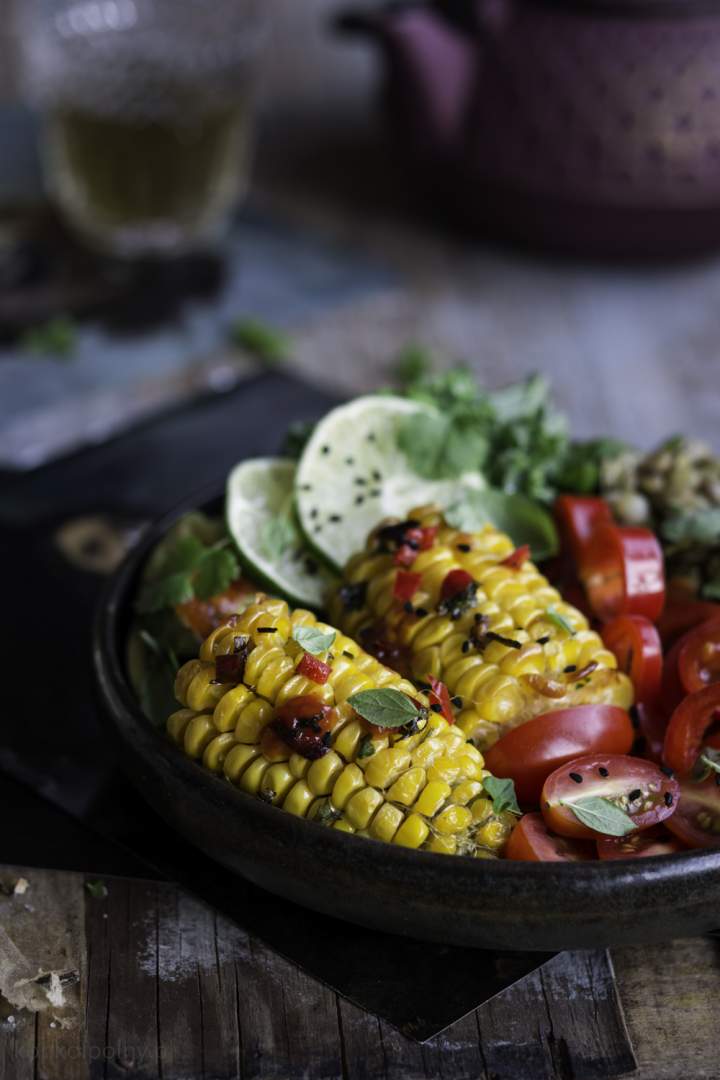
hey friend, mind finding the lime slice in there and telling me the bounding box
[295,396,486,570]
[226,457,337,609]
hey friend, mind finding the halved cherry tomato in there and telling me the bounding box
[656,585,720,649]
[601,615,663,704]
[541,754,680,839]
[484,705,634,806]
[427,676,454,725]
[663,684,720,776]
[664,776,720,848]
[677,617,720,695]
[596,826,686,860]
[660,634,689,717]
[582,523,665,623]
[296,653,331,685]
[505,812,596,862]
[554,495,613,569]
[633,700,669,763]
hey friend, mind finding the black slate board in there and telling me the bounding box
[0,371,629,1050]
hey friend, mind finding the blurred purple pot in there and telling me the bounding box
[339,0,720,256]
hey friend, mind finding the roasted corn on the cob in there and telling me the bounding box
[168,596,515,856]
[329,506,633,750]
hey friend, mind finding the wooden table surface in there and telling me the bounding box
[2,2,720,1076]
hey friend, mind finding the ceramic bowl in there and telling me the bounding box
[93,489,720,950]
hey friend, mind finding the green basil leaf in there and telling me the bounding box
[483,775,521,816]
[562,796,636,837]
[347,689,420,729]
[136,571,196,613]
[292,626,336,656]
[445,489,558,561]
[545,605,576,636]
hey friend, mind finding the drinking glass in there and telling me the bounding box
[17,0,267,257]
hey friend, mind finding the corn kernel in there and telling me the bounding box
[386,766,426,806]
[223,743,259,783]
[183,715,217,759]
[414,780,451,817]
[476,817,509,850]
[282,781,315,817]
[452,780,484,805]
[202,732,236,773]
[364,747,412,789]
[234,698,273,743]
[331,764,366,810]
[307,752,344,796]
[427,834,457,855]
[239,755,270,795]
[344,787,384,830]
[394,813,430,849]
[213,684,254,732]
[167,709,195,744]
[289,753,310,779]
[369,803,404,843]
[433,804,473,835]
[262,763,295,804]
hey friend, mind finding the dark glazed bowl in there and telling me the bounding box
[93,488,720,951]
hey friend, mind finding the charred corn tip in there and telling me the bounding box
[168,596,512,857]
[330,505,633,750]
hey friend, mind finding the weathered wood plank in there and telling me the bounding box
[613,937,720,1080]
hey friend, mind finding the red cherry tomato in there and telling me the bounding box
[596,826,686,860]
[541,754,680,839]
[656,587,720,649]
[677,617,720,695]
[554,495,613,569]
[581,523,665,623]
[440,568,475,601]
[266,696,336,760]
[601,615,663,704]
[484,705,634,806]
[634,700,669,763]
[663,684,720,776]
[505,813,596,862]
[664,776,720,848]
[296,652,331,685]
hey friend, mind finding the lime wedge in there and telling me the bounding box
[295,395,485,570]
[226,457,337,609]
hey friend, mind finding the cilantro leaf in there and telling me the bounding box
[562,796,636,837]
[292,626,336,656]
[445,490,558,560]
[545,605,576,636]
[194,545,239,601]
[347,689,421,729]
[394,343,432,386]
[483,776,521,816]
[229,318,291,364]
[159,535,207,575]
[137,572,196,613]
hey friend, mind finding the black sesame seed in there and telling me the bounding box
[660,765,674,778]
[599,766,609,777]
[664,792,674,807]
[304,559,318,575]
[372,469,382,481]
[321,445,330,454]
[355,477,367,485]
[563,664,577,673]
[310,508,319,519]
[537,635,550,645]
[345,457,354,465]
[370,489,381,497]
[628,789,642,801]
[403,601,414,614]
[462,640,471,654]
[355,495,365,505]
[415,607,428,618]
[257,627,276,633]
[329,514,341,523]
[430,703,443,713]
[457,543,471,553]
[451,696,463,707]
[300,483,312,491]
[569,772,583,784]
[367,432,376,441]
[342,650,354,658]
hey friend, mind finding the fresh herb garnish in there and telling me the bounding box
[695,749,720,781]
[393,342,432,386]
[445,490,558,561]
[136,536,239,613]
[20,316,77,359]
[545,605,576,636]
[562,796,636,837]
[229,318,291,364]
[85,880,108,899]
[315,802,343,825]
[347,688,421,729]
[292,626,336,656]
[357,734,376,759]
[483,776,521,816]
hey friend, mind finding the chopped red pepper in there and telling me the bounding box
[419,525,439,550]
[501,544,531,570]
[428,676,454,724]
[440,568,475,602]
[297,652,331,684]
[394,570,422,602]
[393,544,417,568]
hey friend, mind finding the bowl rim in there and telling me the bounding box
[92,481,720,899]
